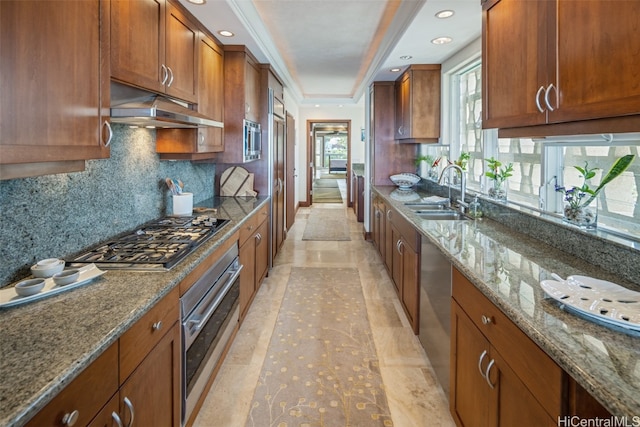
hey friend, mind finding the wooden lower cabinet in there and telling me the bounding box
[239,205,270,320]
[388,207,420,333]
[119,322,180,427]
[26,288,180,427]
[451,267,561,427]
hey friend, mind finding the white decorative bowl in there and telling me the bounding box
[390,173,421,189]
[53,269,80,286]
[31,259,65,278]
[15,279,46,297]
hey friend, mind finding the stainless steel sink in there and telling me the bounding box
[405,203,450,211]
[416,210,469,220]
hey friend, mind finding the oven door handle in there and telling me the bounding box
[186,265,243,332]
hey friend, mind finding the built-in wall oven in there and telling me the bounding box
[243,119,261,162]
[180,244,242,424]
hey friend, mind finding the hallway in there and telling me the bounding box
[194,200,454,426]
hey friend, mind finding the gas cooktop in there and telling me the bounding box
[68,215,230,271]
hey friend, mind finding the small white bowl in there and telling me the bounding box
[53,269,80,286]
[31,259,65,278]
[15,278,46,297]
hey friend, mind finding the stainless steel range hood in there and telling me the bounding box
[110,82,223,129]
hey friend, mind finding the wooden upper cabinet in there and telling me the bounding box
[394,64,441,143]
[157,32,224,160]
[111,0,198,104]
[482,0,550,129]
[369,82,415,186]
[0,0,110,178]
[216,47,262,164]
[483,0,640,132]
[552,1,640,123]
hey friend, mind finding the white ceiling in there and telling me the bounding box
[178,0,482,105]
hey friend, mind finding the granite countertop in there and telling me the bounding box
[0,196,269,427]
[373,186,640,418]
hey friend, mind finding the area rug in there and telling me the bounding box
[313,185,343,204]
[314,178,339,188]
[302,209,351,241]
[321,173,347,179]
[245,267,393,427]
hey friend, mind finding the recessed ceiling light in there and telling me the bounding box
[431,36,453,45]
[218,30,234,37]
[315,104,320,108]
[390,68,402,72]
[399,55,412,60]
[187,0,206,4]
[435,10,455,19]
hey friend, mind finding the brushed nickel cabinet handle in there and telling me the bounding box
[478,350,488,378]
[485,359,496,389]
[544,83,556,112]
[481,315,493,325]
[160,64,168,85]
[152,321,163,331]
[112,412,124,427]
[102,121,113,147]
[535,85,545,113]
[167,67,174,87]
[123,397,134,427]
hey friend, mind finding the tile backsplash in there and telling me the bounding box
[0,124,216,285]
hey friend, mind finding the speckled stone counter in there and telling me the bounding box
[0,196,269,427]
[373,185,640,419]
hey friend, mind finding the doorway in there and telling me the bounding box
[306,120,351,205]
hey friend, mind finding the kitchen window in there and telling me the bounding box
[436,54,640,241]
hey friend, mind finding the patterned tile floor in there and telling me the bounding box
[194,183,454,427]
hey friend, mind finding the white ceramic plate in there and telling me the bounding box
[540,274,640,331]
[0,264,106,308]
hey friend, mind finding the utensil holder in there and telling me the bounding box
[172,193,193,216]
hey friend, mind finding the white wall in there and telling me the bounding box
[290,99,366,205]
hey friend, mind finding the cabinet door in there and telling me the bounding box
[164,2,198,103]
[197,34,224,153]
[551,0,640,123]
[244,58,261,123]
[391,226,403,295]
[492,350,557,427]
[384,208,394,273]
[87,394,120,427]
[111,0,166,94]
[482,0,551,129]
[0,0,110,168]
[119,322,180,427]
[255,218,270,287]
[401,241,419,333]
[450,302,492,427]
[395,74,410,139]
[239,235,256,320]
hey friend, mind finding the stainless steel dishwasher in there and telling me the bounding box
[419,236,452,398]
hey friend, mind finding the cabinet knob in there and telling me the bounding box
[152,321,163,331]
[62,410,79,426]
[481,315,493,325]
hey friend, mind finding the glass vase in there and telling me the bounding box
[428,166,439,181]
[487,179,507,201]
[563,198,598,229]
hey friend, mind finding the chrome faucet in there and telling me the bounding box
[438,164,468,214]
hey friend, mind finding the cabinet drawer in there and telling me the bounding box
[26,343,118,427]
[239,213,259,247]
[389,208,420,251]
[256,203,269,226]
[119,287,179,383]
[452,267,563,417]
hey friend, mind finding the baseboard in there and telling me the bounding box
[299,201,310,207]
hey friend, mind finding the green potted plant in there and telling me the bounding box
[454,152,471,171]
[485,157,514,201]
[555,154,634,228]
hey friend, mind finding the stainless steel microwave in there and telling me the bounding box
[243,119,261,162]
